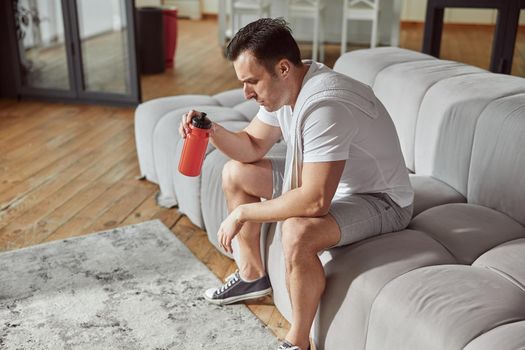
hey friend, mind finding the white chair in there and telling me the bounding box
[286,0,325,62]
[341,0,380,55]
[229,0,272,38]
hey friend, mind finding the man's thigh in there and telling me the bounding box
[227,156,284,201]
[329,193,412,247]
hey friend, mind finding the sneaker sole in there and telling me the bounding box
[204,287,272,305]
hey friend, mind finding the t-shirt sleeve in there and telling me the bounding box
[302,102,357,162]
[256,106,280,127]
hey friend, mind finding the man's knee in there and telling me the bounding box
[222,160,245,193]
[222,159,274,200]
[281,217,316,263]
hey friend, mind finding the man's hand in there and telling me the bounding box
[179,109,216,139]
[217,208,244,254]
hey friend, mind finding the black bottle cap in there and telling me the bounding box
[191,112,212,129]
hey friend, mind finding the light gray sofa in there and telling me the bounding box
[135,47,525,350]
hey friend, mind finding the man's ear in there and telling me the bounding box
[276,59,291,78]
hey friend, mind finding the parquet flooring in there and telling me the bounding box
[1,18,523,348]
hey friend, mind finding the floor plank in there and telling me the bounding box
[121,190,170,226]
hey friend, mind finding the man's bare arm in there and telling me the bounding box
[211,117,282,163]
[236,160,346,222]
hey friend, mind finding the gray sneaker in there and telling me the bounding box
[278,341,310,350]
[204,271,272,305]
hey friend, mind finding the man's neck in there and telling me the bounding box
[289,63,311,110]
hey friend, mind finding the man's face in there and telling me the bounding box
[233,51,287,112]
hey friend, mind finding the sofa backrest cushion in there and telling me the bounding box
[212,88,245,108]
[414,73,525,197]
[233,100,259,121]
[468,93,525,226]
[333,47,434,87]
[373,60,484,171]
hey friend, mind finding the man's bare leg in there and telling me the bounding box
[280,215,341,350]
[222,159,274,280]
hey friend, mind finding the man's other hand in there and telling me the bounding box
[218,208,244,254]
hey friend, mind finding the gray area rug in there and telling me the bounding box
[0,220,279,349]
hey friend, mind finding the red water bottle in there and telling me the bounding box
[178,112,212,177]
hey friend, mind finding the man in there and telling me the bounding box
[179,18,413,350]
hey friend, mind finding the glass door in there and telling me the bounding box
[13,0,76,98]
[11,0,141,105]
[71,0,140,104]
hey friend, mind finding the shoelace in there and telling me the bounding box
[215,272,240,295]
[224,269,238,283]
[278,342,300,350]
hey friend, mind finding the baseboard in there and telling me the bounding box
[202,13,218,20]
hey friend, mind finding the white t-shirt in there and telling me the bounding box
[257,63,413,208]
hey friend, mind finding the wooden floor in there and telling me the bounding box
[1,18,524,346]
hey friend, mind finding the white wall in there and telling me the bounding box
[202,0,218,13]
[76,0,114,38]
[163,0,202,19]
[136,0,162,6]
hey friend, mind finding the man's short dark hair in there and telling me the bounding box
[226,18,302,74]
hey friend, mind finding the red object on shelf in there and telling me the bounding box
[163,8,178,69]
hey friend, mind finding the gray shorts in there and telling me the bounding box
[269,157,413,248]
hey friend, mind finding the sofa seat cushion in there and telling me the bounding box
[463,321,525,350]
[409,174,466,217]
[135,95,222,183]
[366,265,525,350]
[473,238,525,290]
[309,230,455,350]
[333,47,434,87]
[409,203,525,264]
[265,227,455,350]
[173,120,250,229]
